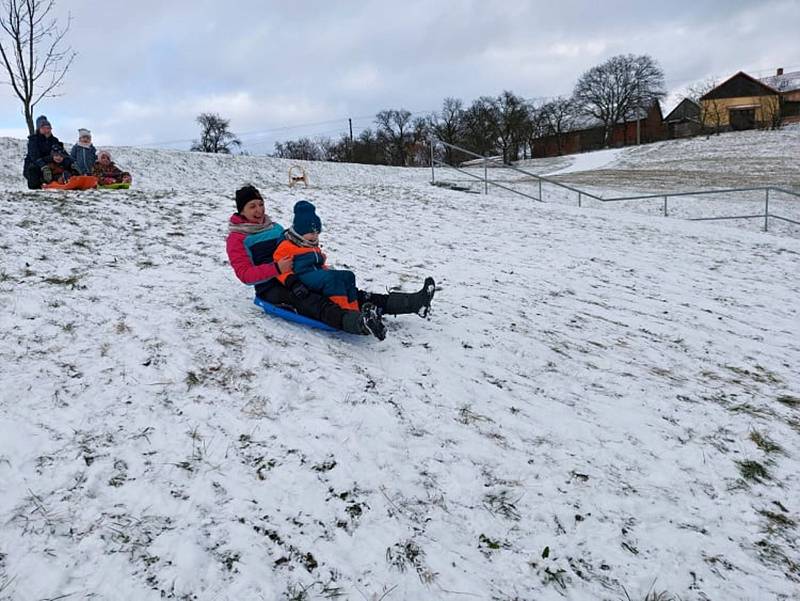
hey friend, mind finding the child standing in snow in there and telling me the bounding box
[273,201,361,311]
[69,129,98,175]
[92,150,132,185]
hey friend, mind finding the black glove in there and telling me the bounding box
[41,165,53,183]
[289,280,310,300]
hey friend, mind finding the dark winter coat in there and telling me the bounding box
[23,133,73,174]
[69,144,98,175]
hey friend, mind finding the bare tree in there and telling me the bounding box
[521,102,548,159]
[375,109,413,166]
[461,96,499,159]
[190,113,241,154]
[683,78,725,134]
[573,54,665,147]
[429,97,465,164]
[352,128,385,165]
[491,90,529,163]
[0,0,76,134]
[273,137,322,161]
[539,96,578,155]
[761,94,783,129]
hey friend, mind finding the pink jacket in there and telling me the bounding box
[226,213,280,285]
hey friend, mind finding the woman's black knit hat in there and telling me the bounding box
[235,185,262,213]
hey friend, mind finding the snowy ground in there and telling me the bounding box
[541,147,626,176]
[445,127,800,238]
[1,136,799,600]
[514,126,800,189]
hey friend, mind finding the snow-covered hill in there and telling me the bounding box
[516,125,800,190]
[1,136,799,601]
[443,126,800,238]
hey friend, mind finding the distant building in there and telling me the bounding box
[760,68,800,124]
[700,68,800,131]
[663,98,701,138]
[531,101,666,159]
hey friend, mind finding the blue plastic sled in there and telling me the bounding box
[253,296,337,332]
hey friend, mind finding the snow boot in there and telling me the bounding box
[382,277,436,317]
[361,302,387,340]
[341,303,386,340]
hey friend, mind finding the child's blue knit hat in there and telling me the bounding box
[292,200,322,235]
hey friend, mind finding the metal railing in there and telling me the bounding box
[430,138,800,232]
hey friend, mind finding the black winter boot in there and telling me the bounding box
[341,310,368,335]
[340,303,386,341]
[361,303,387,340]
[383,277,436,317]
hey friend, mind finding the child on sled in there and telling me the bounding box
[272,200,436,335]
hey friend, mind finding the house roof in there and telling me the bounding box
[700,71,780,100]
[663,98,701,123]
[759,70,800,93]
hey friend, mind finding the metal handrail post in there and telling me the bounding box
[430,140,435,185]
[429,137,799,233]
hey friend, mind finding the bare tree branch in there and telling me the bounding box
[0,0,75,134]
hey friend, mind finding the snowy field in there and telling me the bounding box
[443,126,800,237]
[1,135,799,600]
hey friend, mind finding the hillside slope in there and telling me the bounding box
[1,142,799,600]
[517,125,800,191]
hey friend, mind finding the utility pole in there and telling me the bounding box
[349,118,354,160]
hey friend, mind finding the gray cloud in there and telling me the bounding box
[1,0,796,151]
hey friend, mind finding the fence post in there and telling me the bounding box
[538,178,542,202]
[764,188,770,232]
[578,192,582,207]
[430,140,435,185]
[664,196,668,217]
[483,158,488,194]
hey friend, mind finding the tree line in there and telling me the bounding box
[270,53,667,166]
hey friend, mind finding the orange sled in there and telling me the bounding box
[43,175,98,191]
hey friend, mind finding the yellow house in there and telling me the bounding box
[700,71,781,131]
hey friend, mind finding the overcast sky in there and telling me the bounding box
[1,0,798,153]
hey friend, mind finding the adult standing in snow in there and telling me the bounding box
[226,185,435,339]
[23,115,75,189]
[69,129,98,175]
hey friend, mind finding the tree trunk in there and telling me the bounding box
[24,103,34,136]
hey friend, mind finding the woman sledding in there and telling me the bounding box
[226,185,435,340]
